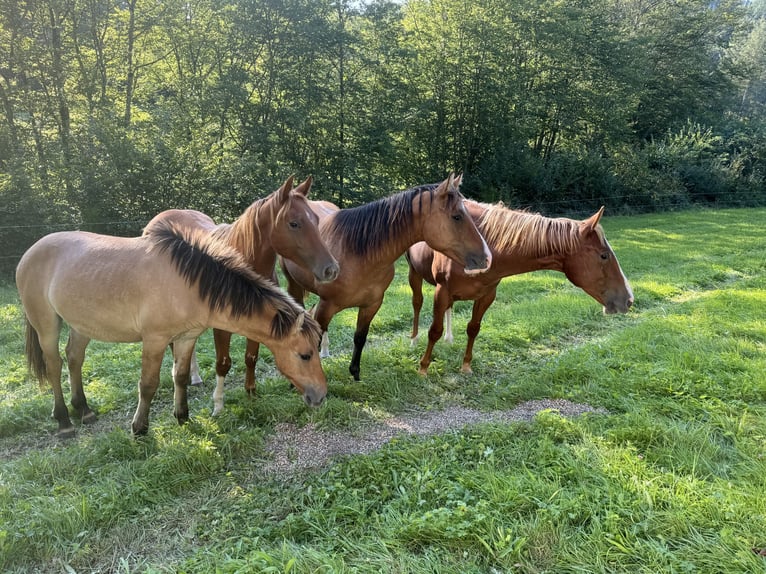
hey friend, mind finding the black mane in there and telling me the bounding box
[329,183,455,257]
[144,220,309,339]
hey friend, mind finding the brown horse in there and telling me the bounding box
[407,200,634,375]
[281,174,492,383]
[144,176,339,415]
[16,220,326,438]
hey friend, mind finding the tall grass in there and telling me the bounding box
[0,207,765,573]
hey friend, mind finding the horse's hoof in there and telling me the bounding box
[56,426,76,439]
[82,411,98,425]
[190,379,203,386]
[131,424,149,437]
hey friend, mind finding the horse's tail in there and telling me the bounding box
[24,317,48,387]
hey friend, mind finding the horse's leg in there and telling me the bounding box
[211,328,233,416]
[131,340,167,436]
[189,348,203,386]
[244,338,260,397]
[348,301,383,381]
[461,290,497,374]
[312,299,342,362]
[34,318,74,437]
[418,285,453,376]
[171,339,195,426]
[65,329,96,424]
[444,308,454,343]
[408,264,424,346]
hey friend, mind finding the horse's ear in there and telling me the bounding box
[293,175,313,197]
[581,206,605,234]
[453,173,463,188]
[276,175,295,204]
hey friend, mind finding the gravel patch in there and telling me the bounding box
[262,399,606,475]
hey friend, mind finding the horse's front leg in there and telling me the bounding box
[349,301,383,381]
[419,285,453,375]
[461,289,497,374]
[65,329,97,424]
[244,338,260,398]
[212,328,234,416]
[171,338,197,426]
[131,340,167,436]
[313,299,341,360]
[408,264,424,346]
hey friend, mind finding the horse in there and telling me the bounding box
[406,200,634,375]
[280,173,492,384]
[144,175,339,415]
[15,219,327,438]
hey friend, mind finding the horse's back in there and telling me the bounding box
[143,209,216,236]
[17,231,187,342]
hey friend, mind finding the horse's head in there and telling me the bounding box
[562,207,634,314]
[270,311,327,407]
[422,173,492,275]
[271,176,340,283]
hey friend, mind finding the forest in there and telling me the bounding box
[1,0,766,274]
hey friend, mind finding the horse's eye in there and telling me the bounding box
[289,221,300,229]
[452,213,463,222]
[600,252,610,261]
[299,352,312,361]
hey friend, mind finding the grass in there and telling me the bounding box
[1,207,765,573]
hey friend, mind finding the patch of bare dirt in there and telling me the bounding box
[262,399,606,475]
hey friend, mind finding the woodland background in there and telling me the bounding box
[1,0,766,274]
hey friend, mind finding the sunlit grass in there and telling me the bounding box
[1,207,765,572]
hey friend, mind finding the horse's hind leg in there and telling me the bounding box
[32,317,74,437]
[65,329,97,424]
[408,265,424,346]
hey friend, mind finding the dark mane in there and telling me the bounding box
[144,220,305,339]
[328,183,459,257]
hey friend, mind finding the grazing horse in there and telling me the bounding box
[144,176,339,415]
[407,200,634,375]
[16,220,326,438]
[281,174,492,383]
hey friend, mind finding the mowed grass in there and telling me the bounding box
[0,207,765,573]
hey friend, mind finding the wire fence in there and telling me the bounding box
[0,187,763,266]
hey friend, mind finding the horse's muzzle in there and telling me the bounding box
[316,261,340,283]
[302,387,327,407]
[603,293,634,315]
[463,251,492,275]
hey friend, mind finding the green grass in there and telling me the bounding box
[1,207,765,573]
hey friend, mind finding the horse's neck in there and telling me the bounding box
[481,208,572,274]
[224,199,277,273]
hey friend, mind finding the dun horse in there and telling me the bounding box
[407,201,634,375]
[144,176,339,415]
[280,174,492,384]
[16,220,326,438]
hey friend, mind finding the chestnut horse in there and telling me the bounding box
[281,174,492,383]
[407,200,634,374]
[144,176,339,415]
[16,220,326,438]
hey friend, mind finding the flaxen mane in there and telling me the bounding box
[475,203,605,257]
[212,196,273,261]
[144,220,316,340]
[329,184,461,259]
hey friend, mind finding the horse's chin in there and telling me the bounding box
[463,262,491,276]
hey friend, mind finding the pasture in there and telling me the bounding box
[1,207,765,573]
